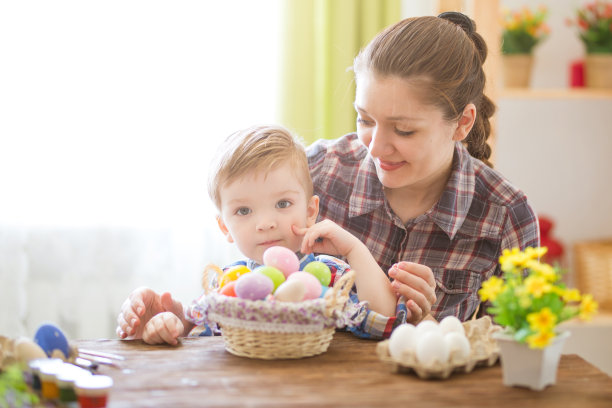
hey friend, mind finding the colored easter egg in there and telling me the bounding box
[319,286,329,298]
[303,261,332,287]
[219,280,237,297]
[235,272,274,300]
[287,271,322,300]
[253,265,286,291]
[262,246,300,278]
[219,265,251,288]
[274,279,306,302]
[34,323,70,359]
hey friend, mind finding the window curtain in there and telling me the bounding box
[279,0,401,144]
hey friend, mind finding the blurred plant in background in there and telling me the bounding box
[567,0,612,53]
[501,5,550,54]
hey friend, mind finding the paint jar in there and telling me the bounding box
[56,364,92,404]
[39,361,68,400]
[28,358,63,391]
[74,375,113,408]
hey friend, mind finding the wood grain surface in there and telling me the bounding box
[75,332,612,407]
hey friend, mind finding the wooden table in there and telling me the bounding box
[76,332,612,407]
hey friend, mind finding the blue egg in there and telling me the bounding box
[33,323,70,358]
[319,286,329,298]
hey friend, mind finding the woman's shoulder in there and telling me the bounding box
[471,158,530,208]
[307,133,367,167]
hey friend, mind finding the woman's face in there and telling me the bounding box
[354,72,469,192]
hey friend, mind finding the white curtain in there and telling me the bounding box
[0,1,281,339]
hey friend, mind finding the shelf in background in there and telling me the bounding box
[500,88,612,100]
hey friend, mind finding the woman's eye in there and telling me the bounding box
[357,117,374,126]
[276,200,292,209]
[395,128,415,136]
[236,207,251,216]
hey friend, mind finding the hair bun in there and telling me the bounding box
[438,11,475,35]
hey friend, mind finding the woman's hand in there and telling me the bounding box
[389,262,437,324]
[116,288,188,342]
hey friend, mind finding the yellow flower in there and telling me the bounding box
[527,308,557,332]
[562,288,581,303]
[526,330,556,349]
[524,275,552,298]
[579,294,599,321]
[479,276,505,302]
[526,259,557,282]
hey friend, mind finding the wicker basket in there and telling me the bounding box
[200,266,355,359]
[574,240,612,310]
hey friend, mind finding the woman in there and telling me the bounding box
[307,12,539,329]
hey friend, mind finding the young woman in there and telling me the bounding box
[308,12,539,327]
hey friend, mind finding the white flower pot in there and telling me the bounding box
[492,331,570,391]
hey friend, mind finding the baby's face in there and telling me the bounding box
[217,162,318,264]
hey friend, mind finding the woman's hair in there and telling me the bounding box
[208,124,313,209]
[353,12,495,167]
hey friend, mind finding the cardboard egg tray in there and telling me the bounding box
[376,316,501,379]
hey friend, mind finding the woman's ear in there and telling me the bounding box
[452,103,477,142]
[306,195,320,227]
[216,215,234,243]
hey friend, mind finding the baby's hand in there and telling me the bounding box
[293,220,360,258]
[116,288,185,341]
[142,312,185,345]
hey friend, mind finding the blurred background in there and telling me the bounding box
[1,0,610,372]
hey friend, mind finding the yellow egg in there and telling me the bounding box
[14,337,47,362]
[219,265,251,288]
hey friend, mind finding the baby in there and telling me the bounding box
[116,125,396,344]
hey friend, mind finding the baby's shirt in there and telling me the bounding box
[185,253,407,339]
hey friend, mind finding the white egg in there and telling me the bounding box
[415,319,439,337]
[273,279,306,302]
[388,324,417,360]
[415,330,449,366]
[444,332,471,362]
[439,315,465,336]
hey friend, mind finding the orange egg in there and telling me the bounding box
[219,280,237,297]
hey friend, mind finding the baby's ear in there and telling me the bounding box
[216,215,234,243]
[306,195,320,227]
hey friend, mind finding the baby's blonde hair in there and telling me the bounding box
[208,125,313,210]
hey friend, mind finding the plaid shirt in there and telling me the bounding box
[307,133,539,337]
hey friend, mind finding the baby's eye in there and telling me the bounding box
[276,200,292,209]
[236,207,251,216]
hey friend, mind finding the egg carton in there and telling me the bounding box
[376,316,502,379]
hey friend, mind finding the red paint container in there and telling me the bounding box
[74,375,113,408]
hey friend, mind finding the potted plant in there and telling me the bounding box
[479,247,598,391]
[501,6,550,88]
[567,0,612,88]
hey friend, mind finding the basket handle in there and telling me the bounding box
[324,270,355,316]
[201,263,224,295]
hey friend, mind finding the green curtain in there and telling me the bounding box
[279,0,401,144]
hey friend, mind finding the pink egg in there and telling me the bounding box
[262,246,300,278]
[235,272,274,300]
[287,271,322,300]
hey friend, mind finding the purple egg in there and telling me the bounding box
[235,272,274,300]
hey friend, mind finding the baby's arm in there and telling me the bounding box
[116,288,194,344]
[294,221,396,316]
